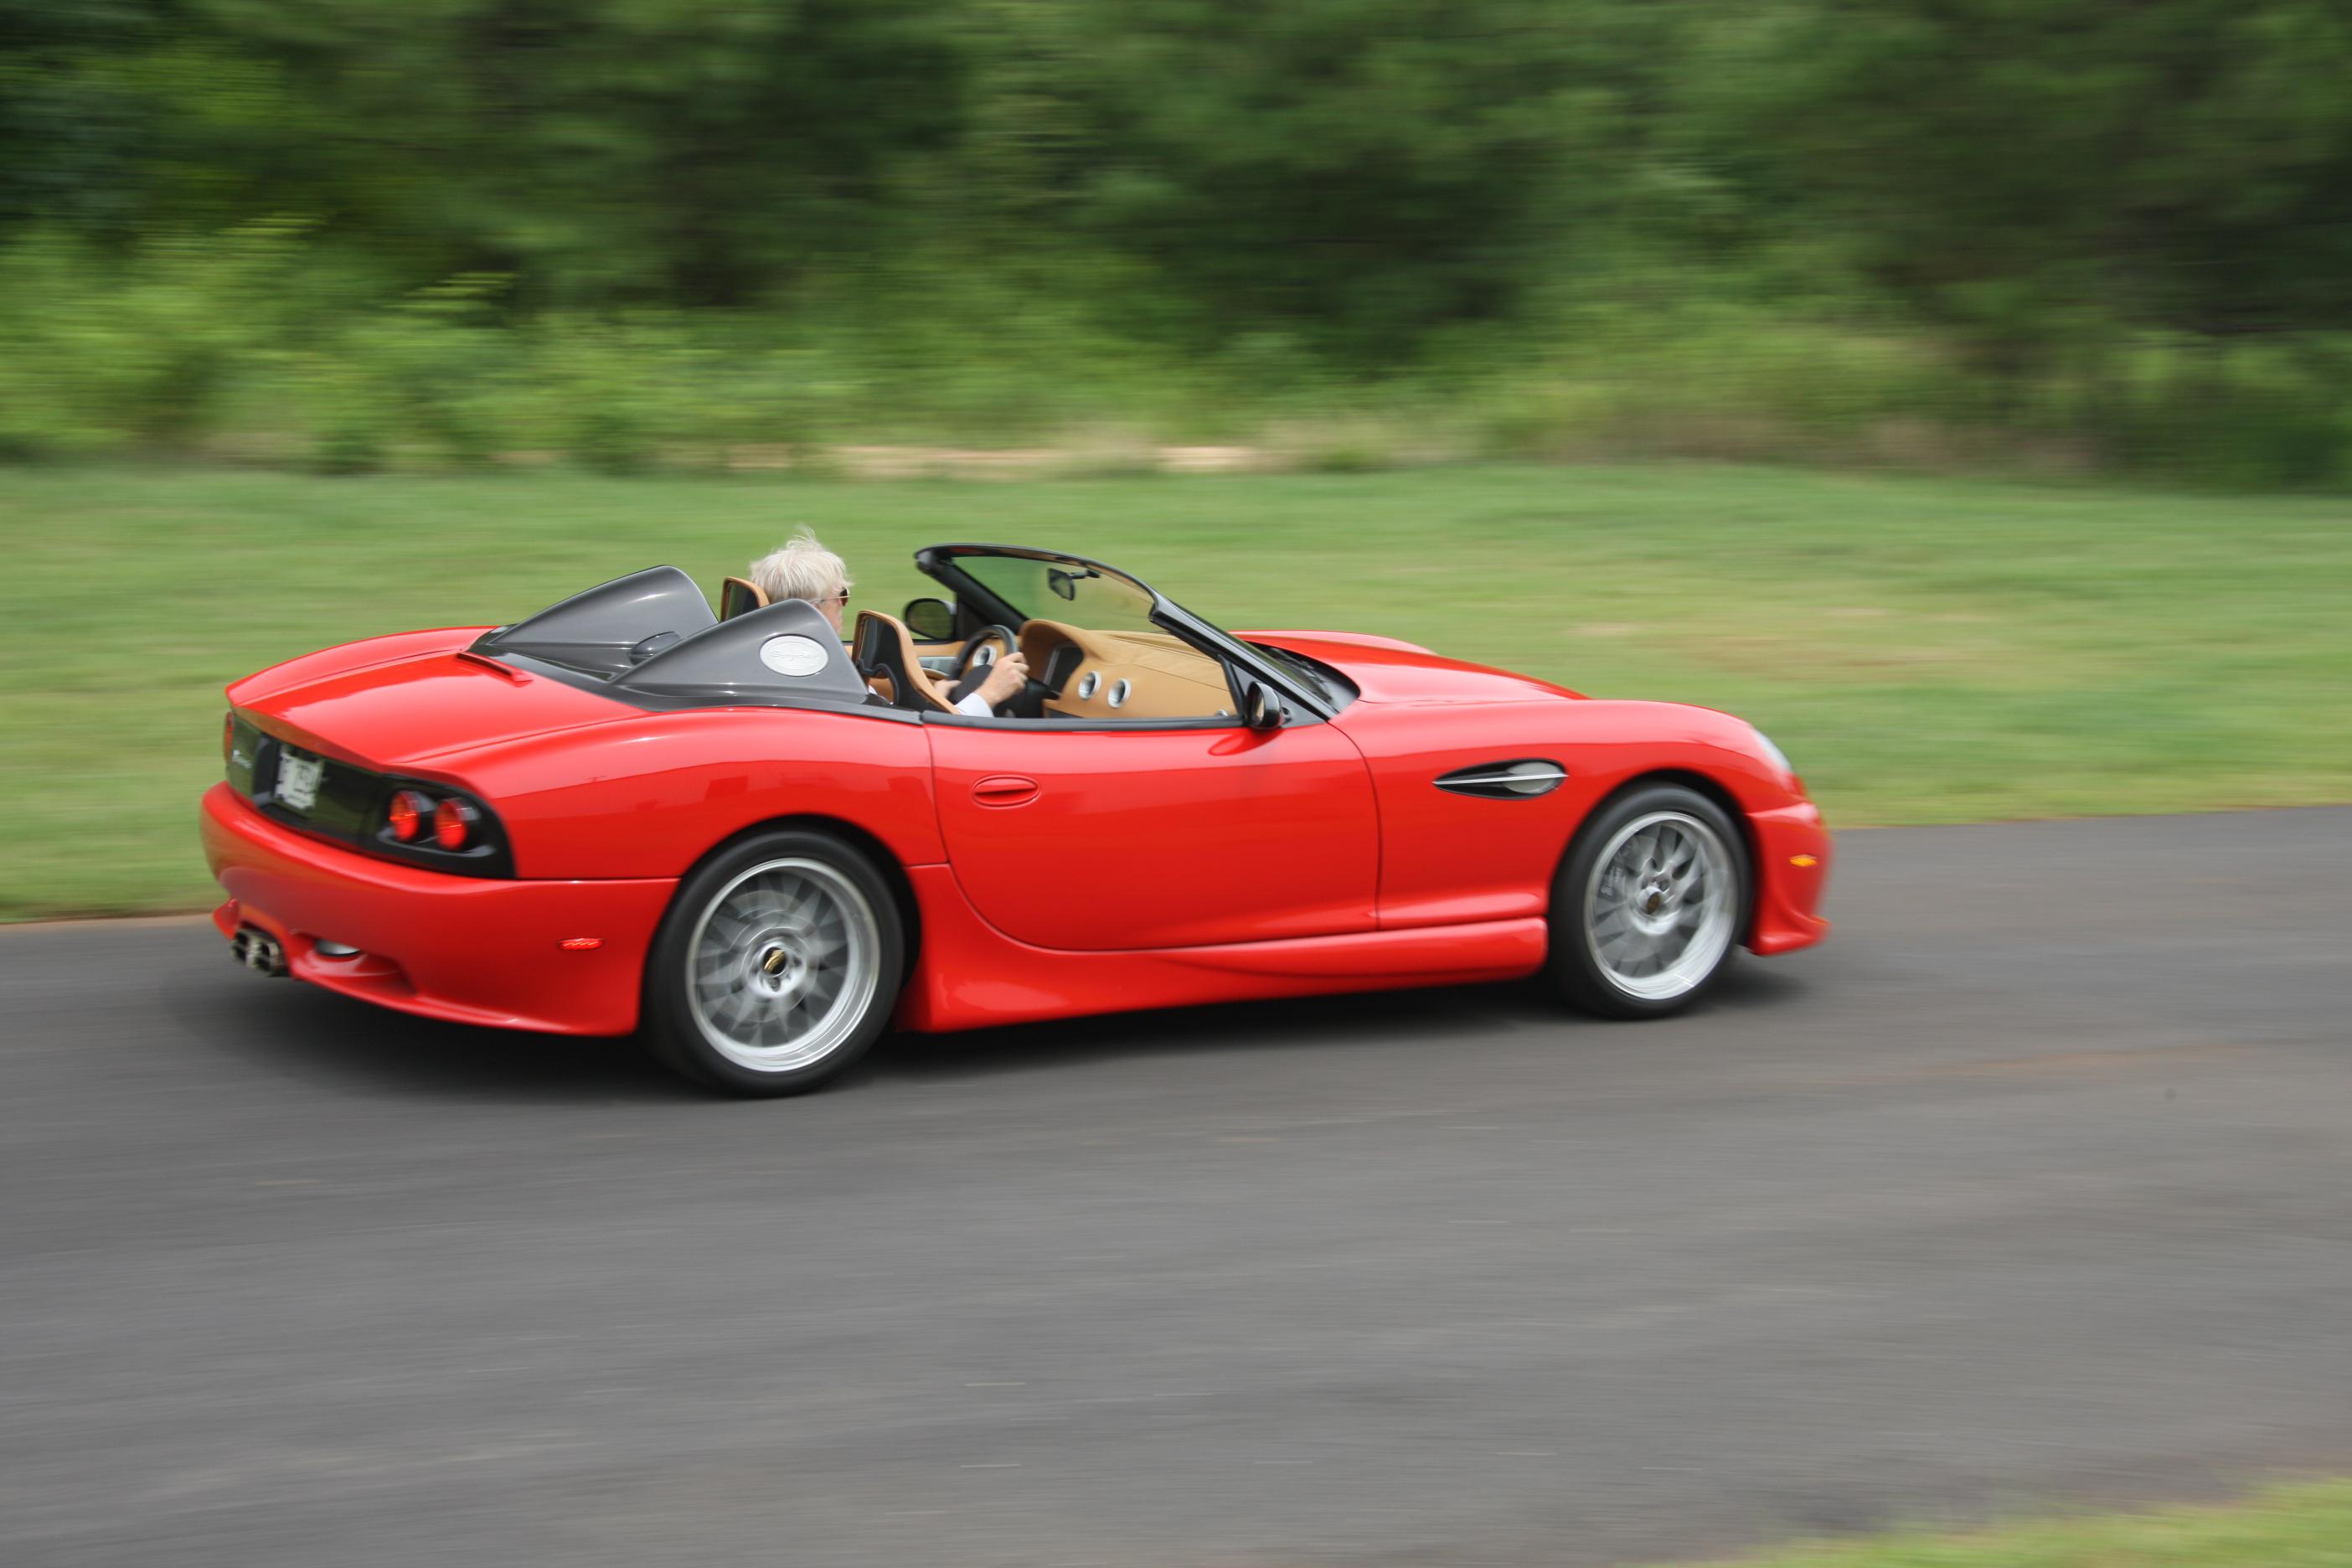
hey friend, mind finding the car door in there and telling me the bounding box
[925,717,1380,952]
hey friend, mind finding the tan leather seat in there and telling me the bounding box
[853,611,957,713]
[719,575,769,621]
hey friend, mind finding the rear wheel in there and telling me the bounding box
[1549,783,1747,1019]
[642,828,904,1096]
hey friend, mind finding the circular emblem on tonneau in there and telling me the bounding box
[759,634,830,678]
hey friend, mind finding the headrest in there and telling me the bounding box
[719,575,769,621]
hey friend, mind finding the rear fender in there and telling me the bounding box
[441,707,946,880]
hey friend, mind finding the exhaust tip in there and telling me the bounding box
[229,926,289,977]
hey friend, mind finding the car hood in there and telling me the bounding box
[1244,631,1584,705]
[227,628,636,771]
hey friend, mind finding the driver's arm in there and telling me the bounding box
[957,651,1030,716]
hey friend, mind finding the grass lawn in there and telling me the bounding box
[3,461,2348,918]
[1657,1480,2352,1568]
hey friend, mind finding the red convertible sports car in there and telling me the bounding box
[202,544,1830,1095]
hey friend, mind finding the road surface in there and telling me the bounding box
[7,810,2351,1566]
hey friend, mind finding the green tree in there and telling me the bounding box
[0,0,168,239]
[137,0,972,304]
[1699,0,2352,355]
[987,0,1604,353]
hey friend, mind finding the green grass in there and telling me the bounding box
[3,461,2349,918]
[1659,1479,2352,1568]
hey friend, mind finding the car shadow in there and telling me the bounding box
[864,979,1543,1085]
[166,962,693,1104]
[860,959,1811,1086]
[173,936,1810,1103]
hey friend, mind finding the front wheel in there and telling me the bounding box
[641,829,905,1096]
[1548,784,1748,1019]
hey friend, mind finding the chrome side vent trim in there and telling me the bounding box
[1435,759,1568,800]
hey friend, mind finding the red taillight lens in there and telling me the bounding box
[388,790,431,843]
[433,797,478,851]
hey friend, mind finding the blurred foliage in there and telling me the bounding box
[6,0,2352,482]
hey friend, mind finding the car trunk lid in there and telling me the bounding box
[228,632,636,771]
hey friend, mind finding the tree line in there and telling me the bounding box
[7,0,2352,475]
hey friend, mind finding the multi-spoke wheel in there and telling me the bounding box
[1549,783,1749,1019]
[642,829,904,1095]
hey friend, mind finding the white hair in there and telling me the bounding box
[747,528,852,606]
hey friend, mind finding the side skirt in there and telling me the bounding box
[895,864,1548,1034]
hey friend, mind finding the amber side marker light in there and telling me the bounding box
[1790,854,1819,868]
[559,937,604,952]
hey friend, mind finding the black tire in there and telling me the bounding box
[1548,782,1751,1020]
[641,828,905,1096]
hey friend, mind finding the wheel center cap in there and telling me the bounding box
[751,940,806,996]
[1629,880,1681,934]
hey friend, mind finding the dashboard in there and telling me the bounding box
[1019,618,1236,721]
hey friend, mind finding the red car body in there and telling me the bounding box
[203,552,1829,1048]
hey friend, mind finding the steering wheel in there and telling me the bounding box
[954,624,1021,685]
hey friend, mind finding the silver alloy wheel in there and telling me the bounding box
[684,856,881,1073]
[1584,809,1739,1002]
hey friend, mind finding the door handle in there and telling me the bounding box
[971,775,1039,807]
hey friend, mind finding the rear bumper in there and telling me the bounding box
[200,783,673,1035]
[1745,800,1833,957]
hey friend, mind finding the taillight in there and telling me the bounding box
[373,782,505,874]
[433,797,478,851]
[388,790,432,843]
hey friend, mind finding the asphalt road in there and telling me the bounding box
[8,810,2352,1568]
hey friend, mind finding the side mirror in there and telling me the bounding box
[902,596,956,641]
[1242,682,1284,731]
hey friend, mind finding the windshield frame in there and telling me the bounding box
[912,544,1343,723]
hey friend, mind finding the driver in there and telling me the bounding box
[747,529,1029,716]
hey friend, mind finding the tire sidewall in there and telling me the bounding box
[643,828,905,1095]
[1550,783,1751,1019]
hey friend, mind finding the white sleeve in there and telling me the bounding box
[954,690,993,718]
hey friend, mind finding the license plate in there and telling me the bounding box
[276,749,325,813]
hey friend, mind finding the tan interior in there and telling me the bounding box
[854,610,960,713]
[1019,618,1235,721]
[843,606,1235,722]
[719,575,770,621]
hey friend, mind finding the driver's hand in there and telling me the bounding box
[977,651,1030,709]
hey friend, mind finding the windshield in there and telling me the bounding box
[954,553,1162,635]
[917,543,1350,720]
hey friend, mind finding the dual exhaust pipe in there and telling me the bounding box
[229,926,288,977]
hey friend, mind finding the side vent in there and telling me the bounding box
[1435,759,1567,800]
